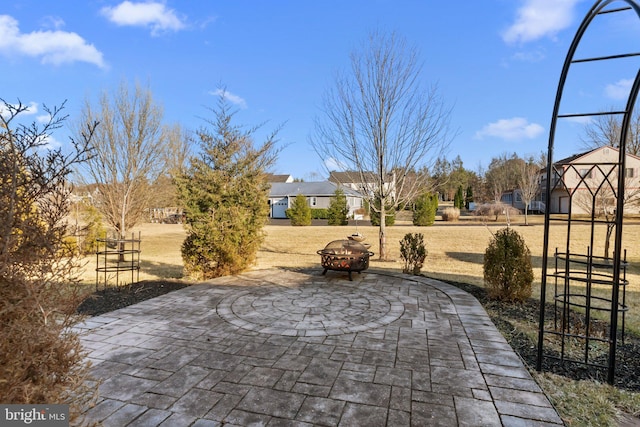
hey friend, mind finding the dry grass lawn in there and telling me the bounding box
[80,211,640,333]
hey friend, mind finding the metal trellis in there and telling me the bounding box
[536,0,640,385]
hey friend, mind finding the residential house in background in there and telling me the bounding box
[543,146,640,214]
[502,146,640,215]
[500,188,528,212]
[268,181,364,219]
[500,188,546,214]
[266,173,294,183]
[328,171,397,200]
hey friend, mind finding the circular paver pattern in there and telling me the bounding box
[216,283,405,336]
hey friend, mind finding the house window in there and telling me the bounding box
[309,197,317,207]
[625,168,635,178]
[579,169,593,179]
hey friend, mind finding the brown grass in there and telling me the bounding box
[78,213,640,333]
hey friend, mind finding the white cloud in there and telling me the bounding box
[605,78,633,100]
[324,157,348,171]
[40,16,66,31]
[0,15,105,68]
[503,0,580,44]
[37,113,52,124]
[37,134,62,151]
[101,1,186,35]
[564,115,592,125]
[0,101,38,119]
[511,48,546,62]
[475,117,545,141]
[210,89,248,109]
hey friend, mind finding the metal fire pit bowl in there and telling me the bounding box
[317,239,374,280]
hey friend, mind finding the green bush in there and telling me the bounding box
[327,188,349,225]
[287,194,312,226]
[400,233,427,275]
[369,197,395,226]
[483,228,533,302]
[311,209,329,219]
[79,203,106,254]
[413,192,438,226]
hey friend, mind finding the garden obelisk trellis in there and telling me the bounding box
[537,0,640,385]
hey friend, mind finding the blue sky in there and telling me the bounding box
[3,0,640,180]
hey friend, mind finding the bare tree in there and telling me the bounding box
[484,153,522,202]
[1,99,97,415]
[76,80,185,243]
[582,110,640,155]
[311,30,452,260]
[518,153,545,225]
[149,124,192,211]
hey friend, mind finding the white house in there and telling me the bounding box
[328,171,396,200]
[268,181,364,219]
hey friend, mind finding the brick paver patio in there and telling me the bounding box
[76,269,563,426]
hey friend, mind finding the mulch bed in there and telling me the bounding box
[76,275,640,391]
[77,280,188,316]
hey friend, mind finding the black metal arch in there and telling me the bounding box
[537,0,640,385]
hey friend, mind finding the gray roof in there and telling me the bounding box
[328,170,393,184]
[269,181,363,198]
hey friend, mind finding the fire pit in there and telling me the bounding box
[317,239,374,280]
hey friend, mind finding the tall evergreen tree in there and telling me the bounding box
[454,185,464,209]
[465,185,474,209]
[327,188,349,225]
[175,92,279,279]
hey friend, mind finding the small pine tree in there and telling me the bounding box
[288,194,312,226]
[413,192,437,226]
[483,228,533,302]
[327,188,349,225]
[465,185,474,209]
[175,94,278,279]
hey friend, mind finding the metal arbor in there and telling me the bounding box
[536,0,640,385]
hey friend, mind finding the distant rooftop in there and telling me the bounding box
[266,173,294,183]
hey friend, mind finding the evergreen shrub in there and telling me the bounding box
[287,194,312,226]
[413,192,438,226]
[483,227,533,302]
[370,197,395,226]
[327,188,349,225]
